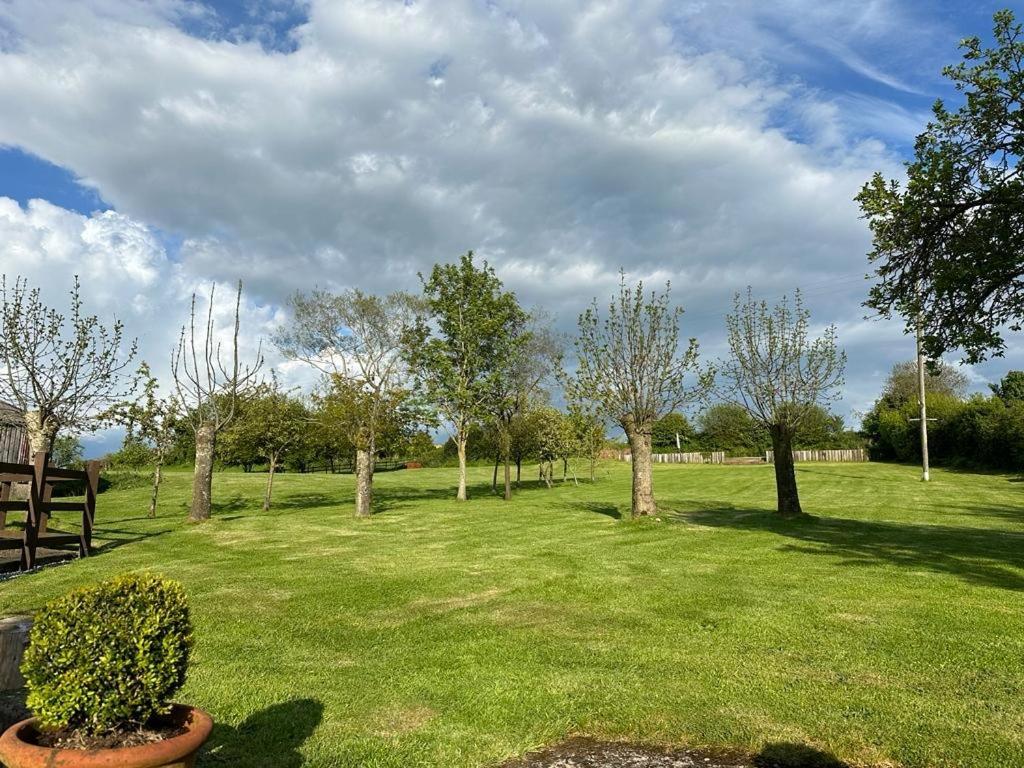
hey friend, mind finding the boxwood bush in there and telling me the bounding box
[21,573,192,735]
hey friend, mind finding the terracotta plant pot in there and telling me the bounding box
[0,704,212,768]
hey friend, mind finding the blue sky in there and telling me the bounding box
[0,0,1022,455]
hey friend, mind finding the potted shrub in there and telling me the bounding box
[0,573,212,768]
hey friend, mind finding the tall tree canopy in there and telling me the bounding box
[718,290,845,517]
[406,252,527,501]
[571,275,709,518]
[858,10,1024,362]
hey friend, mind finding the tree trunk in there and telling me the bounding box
[189,421,216,522]
[456,431,468,501]
[148,457,163,518]
[24,411,56,457]
[501,430,512,501]
[492,453,500,492]
[590,454,596,483]
[626,426,656,517]
[354,443,374,517]
[770,425,803,517]
[263,455,277,511]
[515,455,522,487]
[562,457,568,482]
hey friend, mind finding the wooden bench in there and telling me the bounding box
[0,453,100,571]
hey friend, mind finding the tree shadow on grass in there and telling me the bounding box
[203,698,323,767]
[571,501,623,520]
[673,503,1024,591]
[754,742,847,767]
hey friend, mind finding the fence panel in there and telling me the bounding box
[765,448,867,463]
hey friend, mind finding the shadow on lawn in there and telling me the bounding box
[674,504,1024,591]
[203,698,323,767]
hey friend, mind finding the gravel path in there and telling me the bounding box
[501,739,754,768]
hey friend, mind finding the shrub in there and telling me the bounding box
[22,573,192,736]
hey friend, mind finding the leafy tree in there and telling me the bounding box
[275,289,421,517]
[171,282,263,522]
[571,274,709,517]
[990,370,1024,403]
[879,360,968,409]
[105,363,181,517]
[651,412,694,449]
[698,403,767,455]
[718,290,845,517]
[486,313,562,500]
[220,376,307,511]
[50,434,84,469]
[857,10,1024,363]
[0,276,137,455]
[406,252,527,501]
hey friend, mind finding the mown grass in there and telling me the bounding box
[1,461,1022,767]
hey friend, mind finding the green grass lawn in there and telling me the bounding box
[1,461,1023,768]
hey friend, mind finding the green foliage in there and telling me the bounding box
[219,378,308,470]
[651,412,694,448]
[105,436,155,470]
[50,433,84,469]
[697,403,768,455]
[22,573,192,736]
[878,360,968,409]
[406,252,527,441]
[863,387,1024,471]
[990,370,1024,403]
[858,10,1024,362]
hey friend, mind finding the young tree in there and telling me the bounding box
[487,314,561,500]
[406,252,527,501]
[172,282,263,523]
[718,290,846,517]
[220,376,307,511]
[106,363,180,518]
[275,289,421,517]
[857,11,1024,363]
[571,275,709,517]
[0,276,137,455]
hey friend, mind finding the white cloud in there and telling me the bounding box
[0,0,1018,437]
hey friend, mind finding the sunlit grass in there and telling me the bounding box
[2,461,1022,767]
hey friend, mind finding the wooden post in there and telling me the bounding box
[0,481,9,530]
[81,460,100,557]
[21,452,49,571]
[0,616,32,690]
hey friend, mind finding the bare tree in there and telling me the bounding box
[571,274,710,518]
[719,289,846,517]
[274,289,421,517]
[172,282,263,522]
[0,276,137,455]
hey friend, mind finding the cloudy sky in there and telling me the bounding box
[1,0,1021,453]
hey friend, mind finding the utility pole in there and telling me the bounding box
[915,316,930,482]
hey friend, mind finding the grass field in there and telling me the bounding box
[1,461,1022,768]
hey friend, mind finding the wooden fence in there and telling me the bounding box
[623,452,726,464]
[0,452,100,571]
[0,404,27,464]
[765,448,867,463]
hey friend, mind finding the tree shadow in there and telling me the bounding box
[202,698,323,767]
[571,502,622,520]
[673,504,1024,591]
[754,741,847,767]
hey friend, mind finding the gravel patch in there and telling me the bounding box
[501,739,753,768]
